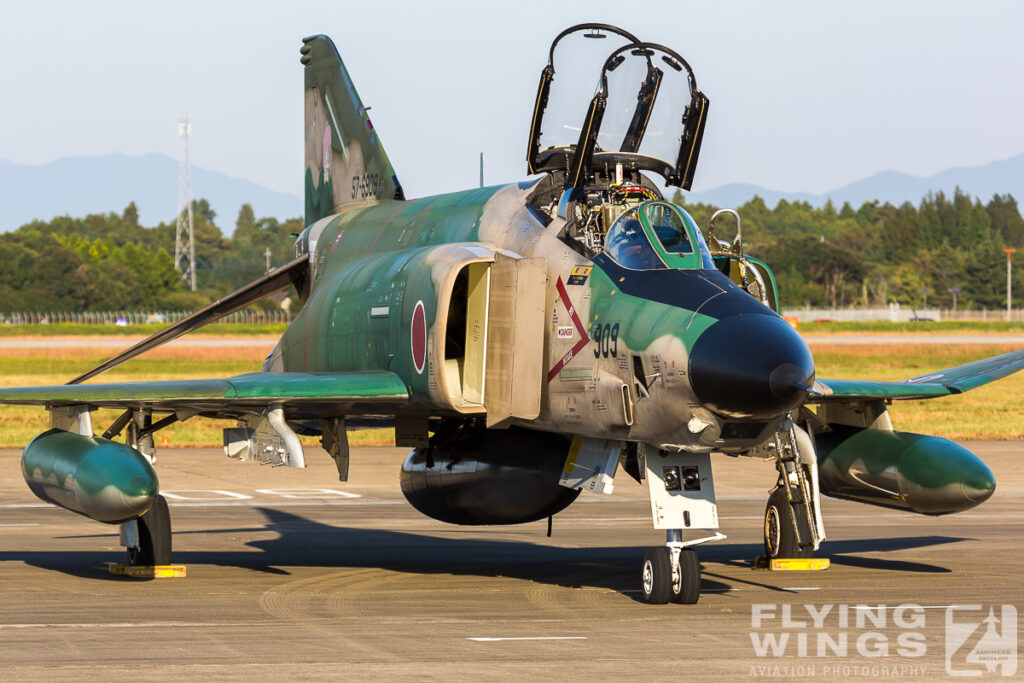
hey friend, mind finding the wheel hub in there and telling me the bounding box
[642,559,654,595]
[765,505,781,557]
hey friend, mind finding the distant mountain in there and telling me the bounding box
[684,152,1024,209]
[6,151,1024,230]
[0,153,302,232]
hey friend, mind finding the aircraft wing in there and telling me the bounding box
[0,371,408,419]
[810,349,1024,402]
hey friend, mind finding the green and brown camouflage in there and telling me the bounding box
[278,177,800,451]
[1,27,1022,547]
[302,34,404,226]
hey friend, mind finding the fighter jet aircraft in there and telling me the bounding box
[3,24,1023,604]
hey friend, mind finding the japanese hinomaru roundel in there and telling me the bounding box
[3,24,1022,604]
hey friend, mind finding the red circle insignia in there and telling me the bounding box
[411,300,426,374]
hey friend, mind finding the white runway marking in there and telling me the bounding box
[0,488,368,510]
[783,587,820,591]
[853,605,958,610]
[467,636,587,642]
[161,489,253,501]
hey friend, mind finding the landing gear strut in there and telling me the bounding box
[122,494,172,566]
[763,421,825,559]
[640,446,724,604]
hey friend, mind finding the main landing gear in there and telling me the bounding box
[762,423,825,560]
[638,446,725,605]
[121,494,173,566]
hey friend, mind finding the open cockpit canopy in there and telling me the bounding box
[527,24,709,191]
[527,24,641,175]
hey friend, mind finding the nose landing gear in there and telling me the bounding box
[639,446,724,604]
[640,531,707,604]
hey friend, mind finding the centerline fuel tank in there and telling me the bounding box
[400,426,579,525]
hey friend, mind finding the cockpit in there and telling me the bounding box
[521,24,783,315]
[525,23,710,266]
[603,201,715,271]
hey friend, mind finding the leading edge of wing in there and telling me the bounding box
[0,371,409,408]
[810,348,1024,402]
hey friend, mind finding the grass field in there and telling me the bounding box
[809,343,1024,440]
[0,323,288,337]
[2,320,1023,336]
[0,339,1021,447]
[796,320,1024,334]
[0,343,393,448]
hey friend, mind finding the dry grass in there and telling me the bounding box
[0,344,275,361]
[810,343,1024,440]
[0,344,395,448]
[0,323,287,336]
[0,338,1021,447]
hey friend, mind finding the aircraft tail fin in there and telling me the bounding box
[301,35,403,226]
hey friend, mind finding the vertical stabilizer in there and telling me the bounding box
[301,35,403,226]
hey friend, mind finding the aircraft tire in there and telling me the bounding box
[670,548,700,604]
[127,494,172,566]
[641,547,673,604]
[764,488,812,559]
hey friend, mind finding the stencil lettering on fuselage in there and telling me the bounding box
[546,277,591,382]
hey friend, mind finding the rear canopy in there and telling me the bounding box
[527,25,709,192]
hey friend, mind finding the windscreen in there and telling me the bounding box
[648,202,716,269]
[604,208,665,270]
[647,203,692,254]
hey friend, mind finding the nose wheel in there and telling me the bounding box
[641,542,702,604]
[639,446,723,605]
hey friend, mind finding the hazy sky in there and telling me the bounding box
[3,0,1024,201]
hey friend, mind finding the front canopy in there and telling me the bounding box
[527,26,709,191]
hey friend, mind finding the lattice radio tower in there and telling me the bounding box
[175,114,196,291]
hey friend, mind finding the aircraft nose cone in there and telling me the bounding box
[688,314,815,420]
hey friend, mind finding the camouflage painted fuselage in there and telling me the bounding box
[276,181,810,453]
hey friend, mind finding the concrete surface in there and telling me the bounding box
[0,443,1021,680]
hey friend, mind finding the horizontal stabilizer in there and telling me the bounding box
[67,255,309,385]
[810,349,1024,402]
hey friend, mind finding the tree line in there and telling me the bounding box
[675,188,1024,309]
[0,201,301,313]
[1,188,1021,313]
